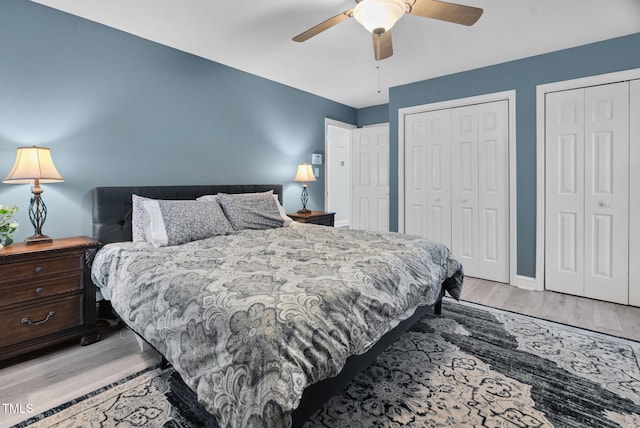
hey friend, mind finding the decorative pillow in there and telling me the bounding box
[142,199,234,247]
[217,193,287,230]
[199,191,291,227]
[196,190,273,202]
[131,194,152,242]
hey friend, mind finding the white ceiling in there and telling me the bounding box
[32,0,640,108]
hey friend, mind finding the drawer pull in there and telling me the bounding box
[35,287,44,294]
[35,266,44,273]
[21,311,56,326]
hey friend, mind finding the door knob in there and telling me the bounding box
[462,199,468,203]
[598,202,611,208]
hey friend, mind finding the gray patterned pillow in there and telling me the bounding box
[217,193,286,230]
[199,191,291,226]
[142,199,233,247]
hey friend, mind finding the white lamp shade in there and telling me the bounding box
[353,0,406,34]
[294,164,317,183]
[3,146,64,184]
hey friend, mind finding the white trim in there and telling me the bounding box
[538,68,640,94]
[514,275,539,291]
[334,219,350,228]
[398,90,518,286]
[324,118,356,216]
[535,67,640,293]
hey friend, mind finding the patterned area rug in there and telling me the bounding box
[14,300,640,427]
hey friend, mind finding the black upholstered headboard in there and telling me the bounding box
[92,184,283,244]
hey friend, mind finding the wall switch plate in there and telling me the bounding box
[314,167,320,177]
[311,153,323,165]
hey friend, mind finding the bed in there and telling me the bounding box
[90,184,464,428]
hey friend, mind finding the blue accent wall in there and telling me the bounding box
[0,0,356,242]
[389,32,640,277]
[357,104,389,126]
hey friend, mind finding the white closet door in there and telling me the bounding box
[451,105,479,277]
[352,125,389,232]
[426,110,452,247]
[546,82,630,304]
[403,99,510,283]
[404,110,452,245]
[630,80,640,307]
[545,88,586,296]
[404,113,430,238]
[583,83,629,304]
[478,101,510,282]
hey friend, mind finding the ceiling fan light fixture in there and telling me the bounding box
[353,0,406,34]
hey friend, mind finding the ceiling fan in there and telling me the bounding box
[293,0,483,60]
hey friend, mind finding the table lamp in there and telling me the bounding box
[294,164,316,214]
[3,146,64,244]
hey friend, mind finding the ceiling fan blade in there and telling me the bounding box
[293,9,353,42]
[410,0,483,26]
[373,30,393,61]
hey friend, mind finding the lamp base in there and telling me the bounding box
[297,208,312,214]
[25,234,53,245]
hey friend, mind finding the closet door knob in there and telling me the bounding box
[599,202,611,208]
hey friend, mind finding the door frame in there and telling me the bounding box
[535,67,640,292]
[398,90,517,287]
[325,118,356,227]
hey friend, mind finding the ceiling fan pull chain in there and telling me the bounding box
[375,32,382,94]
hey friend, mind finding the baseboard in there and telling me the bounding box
[334,220,350,228]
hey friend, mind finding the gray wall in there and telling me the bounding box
[0,0,356,242]
[357,104,389,127]
[388,32,640,277]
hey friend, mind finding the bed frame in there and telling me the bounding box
[91,184,444,428]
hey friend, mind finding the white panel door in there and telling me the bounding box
[477,101,510,282]
[404,110,452,246]
[404,101,509,282]
[630,79,640,307]
[425,110,452,248]
[583,82,629,304]
[451,105,479,277]
[545,88,586,296]
[404,112,430,238]
[545,82,630,304]
[352,125,389,232]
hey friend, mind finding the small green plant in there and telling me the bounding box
[0,205,19,247]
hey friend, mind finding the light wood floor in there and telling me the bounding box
[1,279,639,426]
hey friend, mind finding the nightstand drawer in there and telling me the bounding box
[0,254,82,284]
[0,273,83,307]
[287,211,335,227]
[0,295,84,348]
[0,236,100,361]
[308,214,334,226]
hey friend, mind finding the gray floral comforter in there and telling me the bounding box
[91,223,463,428]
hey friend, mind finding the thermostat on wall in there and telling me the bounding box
[312,153,323,165]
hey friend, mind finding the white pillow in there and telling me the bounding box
[131,194,152,242]
[142,199,233,247]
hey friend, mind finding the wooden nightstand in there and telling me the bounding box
[0,236,100,362]
[288,211,335,227]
